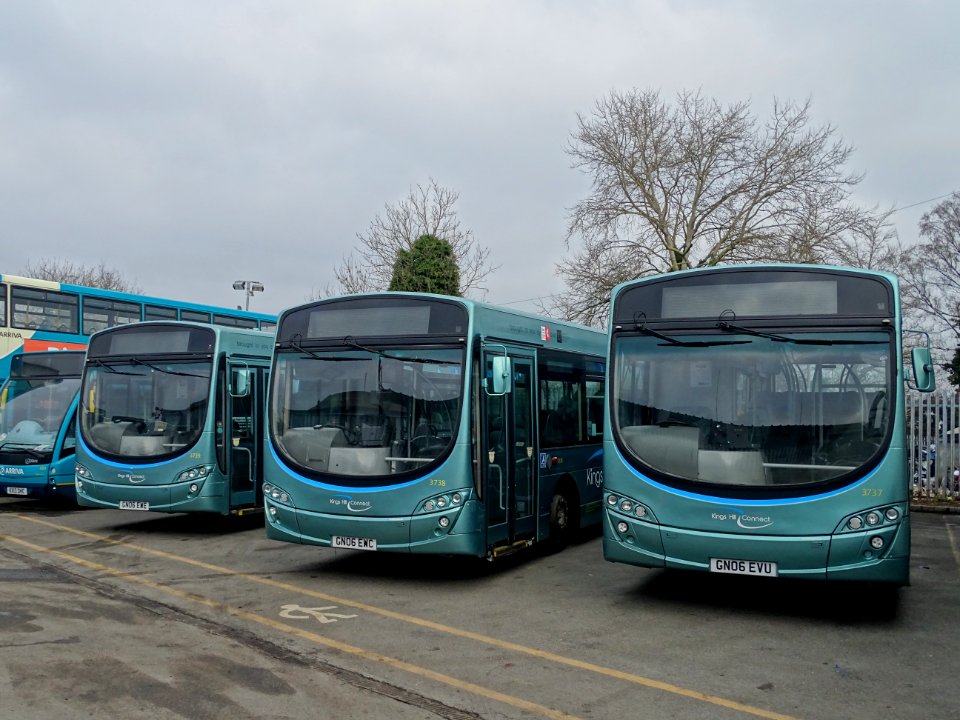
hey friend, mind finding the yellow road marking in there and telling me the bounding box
[8,514,802,720]
[946,519,960,573]
[0,532,579,720]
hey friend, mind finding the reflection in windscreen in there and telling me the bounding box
[272,348,463,479]
[80,361,212,458]
[0,377,80,458]
[614,332,891,487]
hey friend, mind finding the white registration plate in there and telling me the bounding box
[119,500,150,511]
[5,487,28,496]
[710,558,778,577]
[332,535,377,551]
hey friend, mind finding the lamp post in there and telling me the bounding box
[232,280,264,311]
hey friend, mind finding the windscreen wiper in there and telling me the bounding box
[343,336,459,365]
[130,358,209,379]
[91,359,140,376]
[0,441,46,458]
[716,320,885,346]
[634,324,750,348]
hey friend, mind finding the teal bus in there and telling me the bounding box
[75,322,274,515]
[602,265,935,585]
[263,293,607,558]
[0,351,84,499]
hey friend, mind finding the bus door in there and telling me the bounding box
[481,347,536,551]
[226,363,265,509]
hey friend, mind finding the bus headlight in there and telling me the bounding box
[606,492,655,523]
[865,511,881,526]
[178,465,214,483]
[418,489,470,514]
[885,507,900,522]
[262,482,291,506]
[76,464,91,480]
[870,536,884,549]
[848,516,863,530]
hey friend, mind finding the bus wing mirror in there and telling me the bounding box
[910,347,935,392]
[230,367,251,397]
[487,356,512,395]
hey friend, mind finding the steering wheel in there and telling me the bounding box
[314,422,359,445]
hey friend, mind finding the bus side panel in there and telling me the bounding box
[536,444,604,540]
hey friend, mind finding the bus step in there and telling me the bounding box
[489,539,534,560]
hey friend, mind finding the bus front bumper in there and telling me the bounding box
[264,498,484,555]
[602,511,910,584]
[76,476,225,513]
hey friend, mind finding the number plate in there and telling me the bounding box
[5,487,28,496]
[119,500,150,511]
[332,535,377,551]
[710,558,778,577]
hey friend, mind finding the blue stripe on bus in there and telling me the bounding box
[267,442,441,492]
[77,434,179,469]
[612,442,877,507]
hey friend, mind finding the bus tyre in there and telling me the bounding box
[548,488,577,550]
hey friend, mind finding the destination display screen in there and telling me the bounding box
[613,268,893,324]
[88,324,215,357]
[10,351,85,378]
[278,296,468,342]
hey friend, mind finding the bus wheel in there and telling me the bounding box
[548,486,578,549]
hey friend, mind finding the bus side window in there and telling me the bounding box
[586,378,604,438]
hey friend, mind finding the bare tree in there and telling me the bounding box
[827,206,901,271]
[552,89,878,326]
[898,192,960,347]
[331,179,495,297]
[22,258,142,293]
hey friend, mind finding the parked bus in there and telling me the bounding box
[602,265,935,585]
[0,273,277,386]
[75,322,274,515]
[263,293,606,558]
[0,351,84,499]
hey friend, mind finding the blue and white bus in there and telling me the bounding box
[0,351,84,499]
[263,293,607,558]
[0,273,276,386]
[0,274,276,501]
[602,265,935,585]
[75,322,274,515]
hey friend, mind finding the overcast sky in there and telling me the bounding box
[1,1,957,318]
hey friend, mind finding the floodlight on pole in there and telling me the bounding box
[233,280,264,311]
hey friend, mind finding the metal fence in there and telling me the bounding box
[906,390,960,501]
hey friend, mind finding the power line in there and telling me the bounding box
[892,192,956,214]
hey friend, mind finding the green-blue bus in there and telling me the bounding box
[602,265,935,585]
[75,322,274,515]
[0,351,84,499]
[263,293,607,558]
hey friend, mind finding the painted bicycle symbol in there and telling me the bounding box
[279,603,358,624]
